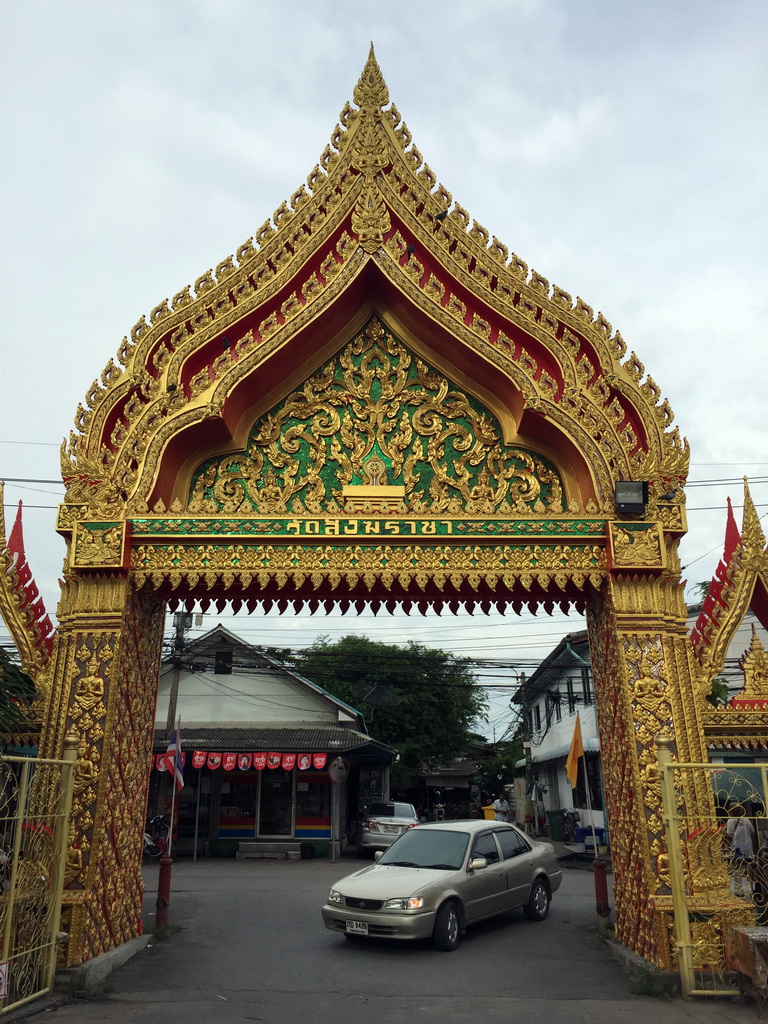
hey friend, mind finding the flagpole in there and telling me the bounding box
[193,767,201,863]
[168,718,180,858]
[583,758,599,856]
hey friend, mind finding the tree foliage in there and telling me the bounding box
[474,733,524,795]
[291,635,487,784]
[706,676,731,708]
[0,649,37,736]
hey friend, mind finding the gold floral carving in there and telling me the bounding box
[738,631,768,700]
[609,523,664,569]
[130,540,606,596]
[187,317,566,519]
[72,523,127,570]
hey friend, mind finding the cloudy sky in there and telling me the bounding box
[1,1,766,733]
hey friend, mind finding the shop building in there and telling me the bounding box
[149,625,397,855]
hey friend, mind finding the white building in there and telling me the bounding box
[514,607,768,848]
[513,631,605,845]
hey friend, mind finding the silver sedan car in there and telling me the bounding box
[357,801,419,857]
[322,820,562,951]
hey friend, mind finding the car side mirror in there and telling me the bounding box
[469,857,488,872]
[373,850,383,861]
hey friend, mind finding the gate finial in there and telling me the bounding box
[353,43,389,113]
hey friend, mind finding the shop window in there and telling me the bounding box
[295,775,331,838]
[218,776,259,838]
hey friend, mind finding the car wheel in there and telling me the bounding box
[524,877,551,921]
[433,900,461,951]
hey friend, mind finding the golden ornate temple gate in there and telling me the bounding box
[2,49,733,969]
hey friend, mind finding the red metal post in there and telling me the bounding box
[156,856,173,928]
[593,857,611,935]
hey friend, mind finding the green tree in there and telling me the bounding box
[0,649,37,736]
[291,635,486,785]
[474,733,524,795]
[706,676,730,708]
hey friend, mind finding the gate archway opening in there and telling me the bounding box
[28,48,707,969]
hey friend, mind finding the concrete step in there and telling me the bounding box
[237,841,302,861]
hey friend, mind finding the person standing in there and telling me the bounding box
[493,791,510,822]
[726,804,756,895]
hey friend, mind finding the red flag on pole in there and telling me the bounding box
[163,724,184,790]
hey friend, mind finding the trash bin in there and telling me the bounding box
[482,805,495,820]
[546,809,566,842]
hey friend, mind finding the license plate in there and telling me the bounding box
[346,920,368,935]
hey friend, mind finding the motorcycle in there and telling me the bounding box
[143,815,174,861]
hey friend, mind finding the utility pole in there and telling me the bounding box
[165,611,191,738]
[520,672,536,836]
[521,672,533,792]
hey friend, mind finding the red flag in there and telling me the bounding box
[222,753,237,771]
[162,725,184,790]
[267,752,281,769]
[192,750,207,769]
[282,753,296,771]
[313,753,327,770]
[238,753,252,771]
[297,754,312,770]
[253,753,267,770]
[207,752,222,769]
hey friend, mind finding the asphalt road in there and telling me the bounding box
[27,854,757,1024]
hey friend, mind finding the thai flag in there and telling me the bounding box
[163,724,184,790]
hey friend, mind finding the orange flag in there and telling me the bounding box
[565,713,584,789]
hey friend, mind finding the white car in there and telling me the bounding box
[323,820,562,951]
[357,801,419,857]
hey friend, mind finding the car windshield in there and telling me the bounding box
[377,829,469,870]
[367,802,416,818]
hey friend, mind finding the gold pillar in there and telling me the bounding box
[41,574,165,965]
[587,560,708,969]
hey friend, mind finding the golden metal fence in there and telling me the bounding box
[0,736,76,1015]
[657,739,768,998]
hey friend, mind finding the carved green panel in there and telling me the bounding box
[188,317,566,516]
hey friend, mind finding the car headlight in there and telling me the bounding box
[328,889,345,905]
[384,897,424,911]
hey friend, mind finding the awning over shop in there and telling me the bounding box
[152,724,397,769]
[514,737,601,768]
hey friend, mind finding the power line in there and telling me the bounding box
[0,478,64,485]
[0,441,60,448]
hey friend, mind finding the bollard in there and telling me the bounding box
[593,857,611,936]
[156,856,173,928]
